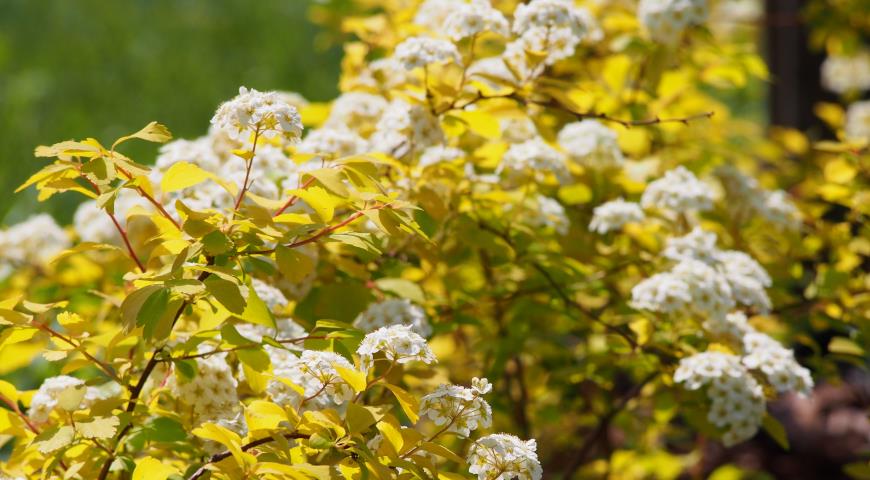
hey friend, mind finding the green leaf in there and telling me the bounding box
[137,287,170,329]
[205,277,246,315]
[145,417,187,443]
[762,414,790,450]
[201,230,233,256]
[276,245,316,283]
[345,403,383,435]
[373,278,424,303]
[829,337,864,357]
[121,285,164,333]
[236,280,277,329]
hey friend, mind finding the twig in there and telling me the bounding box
[187,432,310,480]
[233,129,262,215]
[0,393,40,435]
[32,321,121,383]
[561,372,659,479]
[274,176,316,217]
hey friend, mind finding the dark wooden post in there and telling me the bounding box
[765,0,827,132]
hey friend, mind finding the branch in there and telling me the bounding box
[233,129,262,215]
[115,165,182,230]
[561,372,659,479]
[0,393,40,435]
[165,335,326,361]
[249,203,391,256]
[187,432,310,480]
[31,321,120,383]
[274,176,316,217]
[471,92,714,128]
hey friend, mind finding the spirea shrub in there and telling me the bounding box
[1,0,868,479]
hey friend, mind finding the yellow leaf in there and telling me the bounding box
[113,121,173,150]
[451,110,500,139]
[245,400,288,431]
[57,311,86,330]
[377,420,403,452]
[383,384,419,423]
[160,161,215,193]
[77,416,119,439]
[334,364,367,393]
[132,457,178,480]
[297,186,340,222]
[33,425,75,454]
[0,380,19,403]
[56,383,86,411]
[824,158,857,184]
[192,423,253,468]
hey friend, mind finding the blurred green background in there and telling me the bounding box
[0,0,341,225]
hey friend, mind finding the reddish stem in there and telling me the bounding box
[274,176,316,217]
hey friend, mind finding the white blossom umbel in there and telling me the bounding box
[631,258,734,318]
[716,166,801,230]
[499,137,570,184]
[0,214,70,278]
[297,127,368,158]
[557,120,624,169]
[168,350,243,430]
[512,0,600,65]
[325,92,389,132]
[742,331,813,396]
[467,433,543,480]
[821,51,870,95]
[356,325,437,373]
[394,36,461,70]
[267,350,355,411]
[371,99,444,158]
[589,198,646,234]
[674,351,765,446]
[640,165,714,213]
[444,0,509,40]
[845,100,870,141]
[419,378,493,437]
[638,0,709,44]
[29,376,85,423]
[354,299,433,337]
[211,86,303,142]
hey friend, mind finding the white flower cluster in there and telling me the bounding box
[0,214,70,279]
[394,36,462,70]
[557,120,624,169]
[168,350,243,429]
[414,0,460,32]
[640,165,714,213]
[444,0,509,40]
[267,350,355,411]
[638,0,709,44]
[356,325,437,372]
[821,51,870,95]
[371,99,444,158]
[28,376,118,424]
[631,257,734,317]
[354,298,433,337]
[716,166,801,229]
[512,0,600,65]
[419,377,493,437]
[326,92,389,131]
[467,433,543,480]
[499,137,570,184]
[674,351,765,446]
[636,227,773,314]
[530,195,571,235]
[417,145,465,170]
[742,331,813,395]
[211,86,304,142]
[845,100,870,141]
[589,198,645,234]
[297,127,369,158]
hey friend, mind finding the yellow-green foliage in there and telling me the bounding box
[0,1,867,479]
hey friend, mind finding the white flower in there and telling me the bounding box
[394,36,461,70]
[417,145,465,170]
[675,351,765,446]
[297,128,369,158]
[741,330,813,396]
[370,100,444,158]
[419,378,493,437]
[267,350,356,411]
[353,299,432,337]
[662,227,719,263]
[326,92,389,132]
[512,0,599,65]
[716,166,801,230]
[444,0,509,40]
[357,325,437,372]
[168,349,239,423]
[499,137,570,184]
[29,376,86,423]
[631,258,734,318]
[153,137,223,178]
[703,311,754,339]
[845,100,870,141]
[530,195,570,235]
[467,433,543,480]
[211,86,304,142]
[640,165,714,213]
[414,0,462,32]
[758,190,801,230]
[557,120,624,169]
[715,250,772,313]
[821,51,870,94]
[0,214,70,276]
[638,0,709,44]
[251,278,289,312]
[589,198,645,234]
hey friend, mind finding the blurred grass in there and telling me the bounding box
[0,0,341,225]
